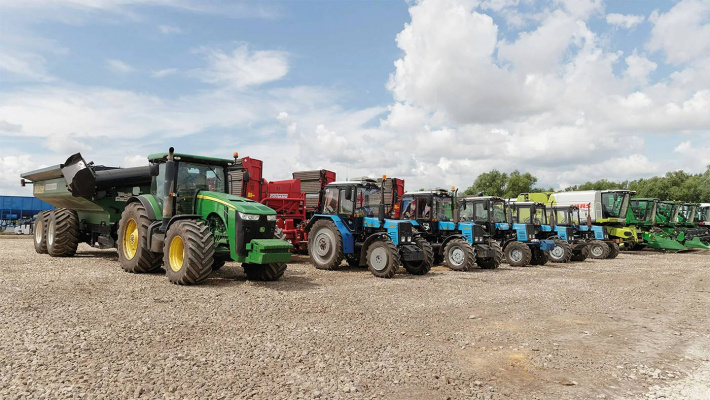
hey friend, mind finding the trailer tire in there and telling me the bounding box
[504,242,532,267]
[308,219,344,270]
[478,242,503,269]
[547,239,573,263]
[33,210,49,254]
[242,262,287,281]
[403,235,433,275]
[530,248,548,266]
[118,202,162,273]
[163,220,214,285]
[588,240,610,259]
[443,238,476,271]
[570,245,589,262]
[366,239,400,278]
[606,242,620,259]
[47,209,80,257]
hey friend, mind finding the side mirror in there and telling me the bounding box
[243,171,250,183]
[149,163,160,177]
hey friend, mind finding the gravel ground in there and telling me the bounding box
[1,237,709,400]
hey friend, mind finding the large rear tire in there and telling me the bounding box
[47,209,80,257]
[33,210,49,254]
[403,235,433,275]
[606,242,620,259]
[443,238,476,271]
[478,242,503,269]
[547,239,572,263]
[163,220,214,285]
[504,242,532,267]
[308,219,344,270]
[588,240,610,259]
[570,245,589,262]
[117,202,162,273]
[242,263,287,281]
[366,239,400,278]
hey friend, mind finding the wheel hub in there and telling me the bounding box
[449,246,465,266]
[550,246,564,258]
[591,245,603,257]
[509,248,522,262]
[369,247,388,271]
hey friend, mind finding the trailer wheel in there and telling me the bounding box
[242,262,287,281]
[366,239,400,278]
[530,248,548,266]
[570,245,589,262]
[588,240,610,259]
[118,202,162,273]
[504,242,531,267]
[478,242,503,269]
[47,209,80,257]
[33,210,49,254]
[606,242,620,259]
[163,220,214,285]
[443,238,476,271]
[308,219,344,270]
[403,235,433,275]
[547,239,573,263]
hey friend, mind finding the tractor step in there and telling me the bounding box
[245,239,293,264]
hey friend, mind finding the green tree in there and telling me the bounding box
[463,170,507,196]
[505,170,538,198]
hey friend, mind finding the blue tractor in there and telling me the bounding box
[547,205,612,261]
[398,189,501,271]
[458,196,555,267]
[305,178,433,278]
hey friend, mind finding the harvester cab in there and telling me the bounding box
[117,148,293,284]
[697,204,710,227]
[305,178,433,278]
[398,189,501,271]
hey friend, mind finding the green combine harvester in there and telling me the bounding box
[627,198,687,252]
[654,201,709,250]
[21,148,292,285]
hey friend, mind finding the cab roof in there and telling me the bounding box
[148,152,233,165]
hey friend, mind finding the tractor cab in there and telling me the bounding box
[629,198,658,226]
[656,201,680,226]
[510,201,547,227]
[400,189,454,229]
[697,204,710,227]
[678,203,698,226]
[458,196,510,232]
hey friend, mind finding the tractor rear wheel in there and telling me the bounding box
[607,242,620,259]
[530,248,548,266]
[547,239,573,263]
[588,240,610,259]
[242,263,287,281]
[163,220,214,285]
[308,219,344,270]
[47,209,80,257]
[443,239,476,271]
[33,210,49,254]
[570,245,589,261]
[118,202,162,273]
[366,239,400,278]
[478,242,503,269]
[504,242,531,267]
[403,235,433,275]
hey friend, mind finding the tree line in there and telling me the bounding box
[463,166,710,203]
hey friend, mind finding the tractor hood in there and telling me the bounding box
[197,191,276,215]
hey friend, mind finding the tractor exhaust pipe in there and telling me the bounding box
[161,147,176,230]
[451,187,459,222]
[379,176,387,226]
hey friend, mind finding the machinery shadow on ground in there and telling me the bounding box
[203,265,321,291]
[74,250,119,260]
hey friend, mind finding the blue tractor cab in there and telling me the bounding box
[305,178,433,278]
[548,205,616,260]
[399,189,501,271]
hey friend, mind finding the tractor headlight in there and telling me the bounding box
[238,212,260,221]
[266,214,277,221]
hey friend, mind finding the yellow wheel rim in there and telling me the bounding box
[168,235,185,272]
[123,219,139,260]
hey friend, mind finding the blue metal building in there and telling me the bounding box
[0,195,54,221]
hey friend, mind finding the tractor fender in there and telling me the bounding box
[439,233,466,255]
[126,195,162,221]
[307,215,355,254]
[359,232,392,262]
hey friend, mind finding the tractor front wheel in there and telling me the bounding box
[163,220,214,285]
[478,242,503,269]
[588,240,610,259]
[308,220,344,270]
[607,242,620,259]
[504,242,532,267]
[443,239,476,271]
[242,263,287,281]
[366,240,400,278]
[47,209,80,257]
[33,210,49,254]
[403,235,434,275]
[118,202,162,273]
[547,239,573,263]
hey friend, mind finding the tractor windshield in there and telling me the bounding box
[631,200,655,223]
[433,195,453,221]
[678,204,696,223]
[491,200,507,223]
[601,192,629,219]
[176,163,225,214]
[516,205,546,225]
[697,207,709,223]
[459,201,474,222]
[355,186,381,217]
[549,209,571,226]
[656,202,674,222]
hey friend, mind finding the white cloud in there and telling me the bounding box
[647,0,710,64]
[158,24,182,34]
[624,53,657,85]
[605,13,644,29]
[151,68,177,78]
[106,59,135,73]
[0,51,54,82]
[193,45,288,89]
[0,155,37,196]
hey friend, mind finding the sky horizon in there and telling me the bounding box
[1,0,709,196]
